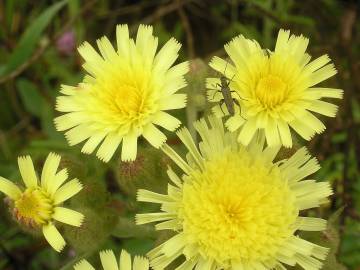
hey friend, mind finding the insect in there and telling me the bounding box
[263,49,271,57]
[211,62,245,117]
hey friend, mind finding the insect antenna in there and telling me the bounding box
[223,61,229,77]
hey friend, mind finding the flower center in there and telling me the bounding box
[14,188,53,227]
[180,150,298,267]
[255,75,287,109]
[115,84,145,117]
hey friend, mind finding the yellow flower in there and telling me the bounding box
[0,153,84,252]
[74,249,149,270]
[207,29,343,148]
[55,24,188,162]
[136,116,332,270]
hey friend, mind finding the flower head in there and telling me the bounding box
[55,24,188,162]
[136,116,332,269]
[0,153,84,252]
[74,249,149,270]
[207,29,343,148]
[56,30,76,55]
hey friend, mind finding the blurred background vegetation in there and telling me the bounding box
[0,0,359,269]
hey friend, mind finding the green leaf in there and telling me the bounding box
[296,207,347,270]
[59,251,92,270]
[351,99,360,123]
[324,207,345,252]
[17,79,63,139]
[112,217,157,239]
[41,103,63,140]
[5,0,15,30]
[115,146,171,197]
[340,220,360,268]
[28,139,69,151]
[64,207,118,254]
[16,79,46,117]
[121,238,154,256]
[0,0,67,77]
[331,132,347,144]
[285,15,315,27]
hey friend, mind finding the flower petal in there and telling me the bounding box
[53,178,83,205]
[153,38,181,74]
[265,118,281,147]
[81,131,107,154]
[304,55,331,74]
[238,118,258,146]
[296,217,327,231]
[42,223,66,252]
[74,260,95,270]
[307,100,338,117]
[0,177,21,200]
[100,250,118,270]
[309,63,337,87]
[225,115,245,132]
[119,249,132,270]
[96,133,122,162]
[275,29,290,52]
[78,41,103,67]
[136,25,158,66]
[153,111,181,131]
[41,153,61,191]
[121,133,138,161]
[225,35,255,68]
[65,124,94,146]
[277,120,292,148]
[97,36,117,61]
[159,94,187,110]
[301,111,326,134]
[307,87,343,99]
[18,156,38,188]
[142,123,167,148]
[209,56,236,78]
[54,112,88,131]
[288,119,314,141]
[53,207,84,227]
[47,168,68,195]
[133,256,149,270]
[116,24,130,57]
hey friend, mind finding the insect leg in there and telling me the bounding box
[231,90,248,101]
[233,99,245,120]
[219,100,227,116]
[263,49,271,57]
[210,83,222,101]
[211,90,220,101]
[210,82,222,89]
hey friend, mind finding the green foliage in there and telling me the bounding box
[112,217,157,239]
[64,206,118,254]
[17,79,45,117]
[114,146,171,197]
[295,208,347,270]
[0,0,67,77]
[0,0,359,269]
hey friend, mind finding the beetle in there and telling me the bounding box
[211,62,245,117]
[217,74,240,116]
